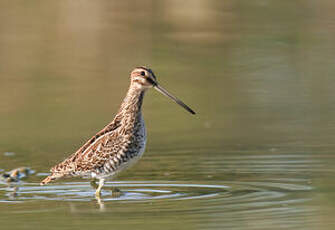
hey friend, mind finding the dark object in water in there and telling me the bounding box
[0,167,34,183]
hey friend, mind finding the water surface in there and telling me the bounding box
[0,1,335,229]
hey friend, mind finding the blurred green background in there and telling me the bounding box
[0,1,335,229]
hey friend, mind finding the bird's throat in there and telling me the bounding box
[117,85,145,126]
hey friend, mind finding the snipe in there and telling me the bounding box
[40,66,195,198]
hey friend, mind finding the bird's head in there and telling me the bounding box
[130,66,195,115]
[130,66,157,89]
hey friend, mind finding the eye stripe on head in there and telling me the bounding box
[132,66,156,80]
[135,66,149,72]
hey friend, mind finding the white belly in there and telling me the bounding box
[92,116,147,180]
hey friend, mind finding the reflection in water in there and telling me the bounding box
[0,180,312,215]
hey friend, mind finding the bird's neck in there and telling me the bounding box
[116,84,145,125]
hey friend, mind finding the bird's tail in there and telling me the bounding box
[40,173,63,185]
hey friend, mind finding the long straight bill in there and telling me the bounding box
[154,84,196,115]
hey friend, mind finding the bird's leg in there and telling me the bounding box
[90,179,98,189]
[96,196,105,212]
[95,178,105,198]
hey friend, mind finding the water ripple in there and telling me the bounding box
[0,180,312,211]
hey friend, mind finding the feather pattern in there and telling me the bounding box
[40,66,194,188]
[41,83,147,184]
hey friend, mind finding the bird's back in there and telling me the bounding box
[52,113,146,179]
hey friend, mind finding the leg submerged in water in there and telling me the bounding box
[95,179,105,198]
[90,179,98,189]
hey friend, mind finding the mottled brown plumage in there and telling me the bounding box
[40,66,195,197]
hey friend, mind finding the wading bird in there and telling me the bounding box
[40,66,195,198]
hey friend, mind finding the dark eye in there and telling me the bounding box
[140,71,146,76]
